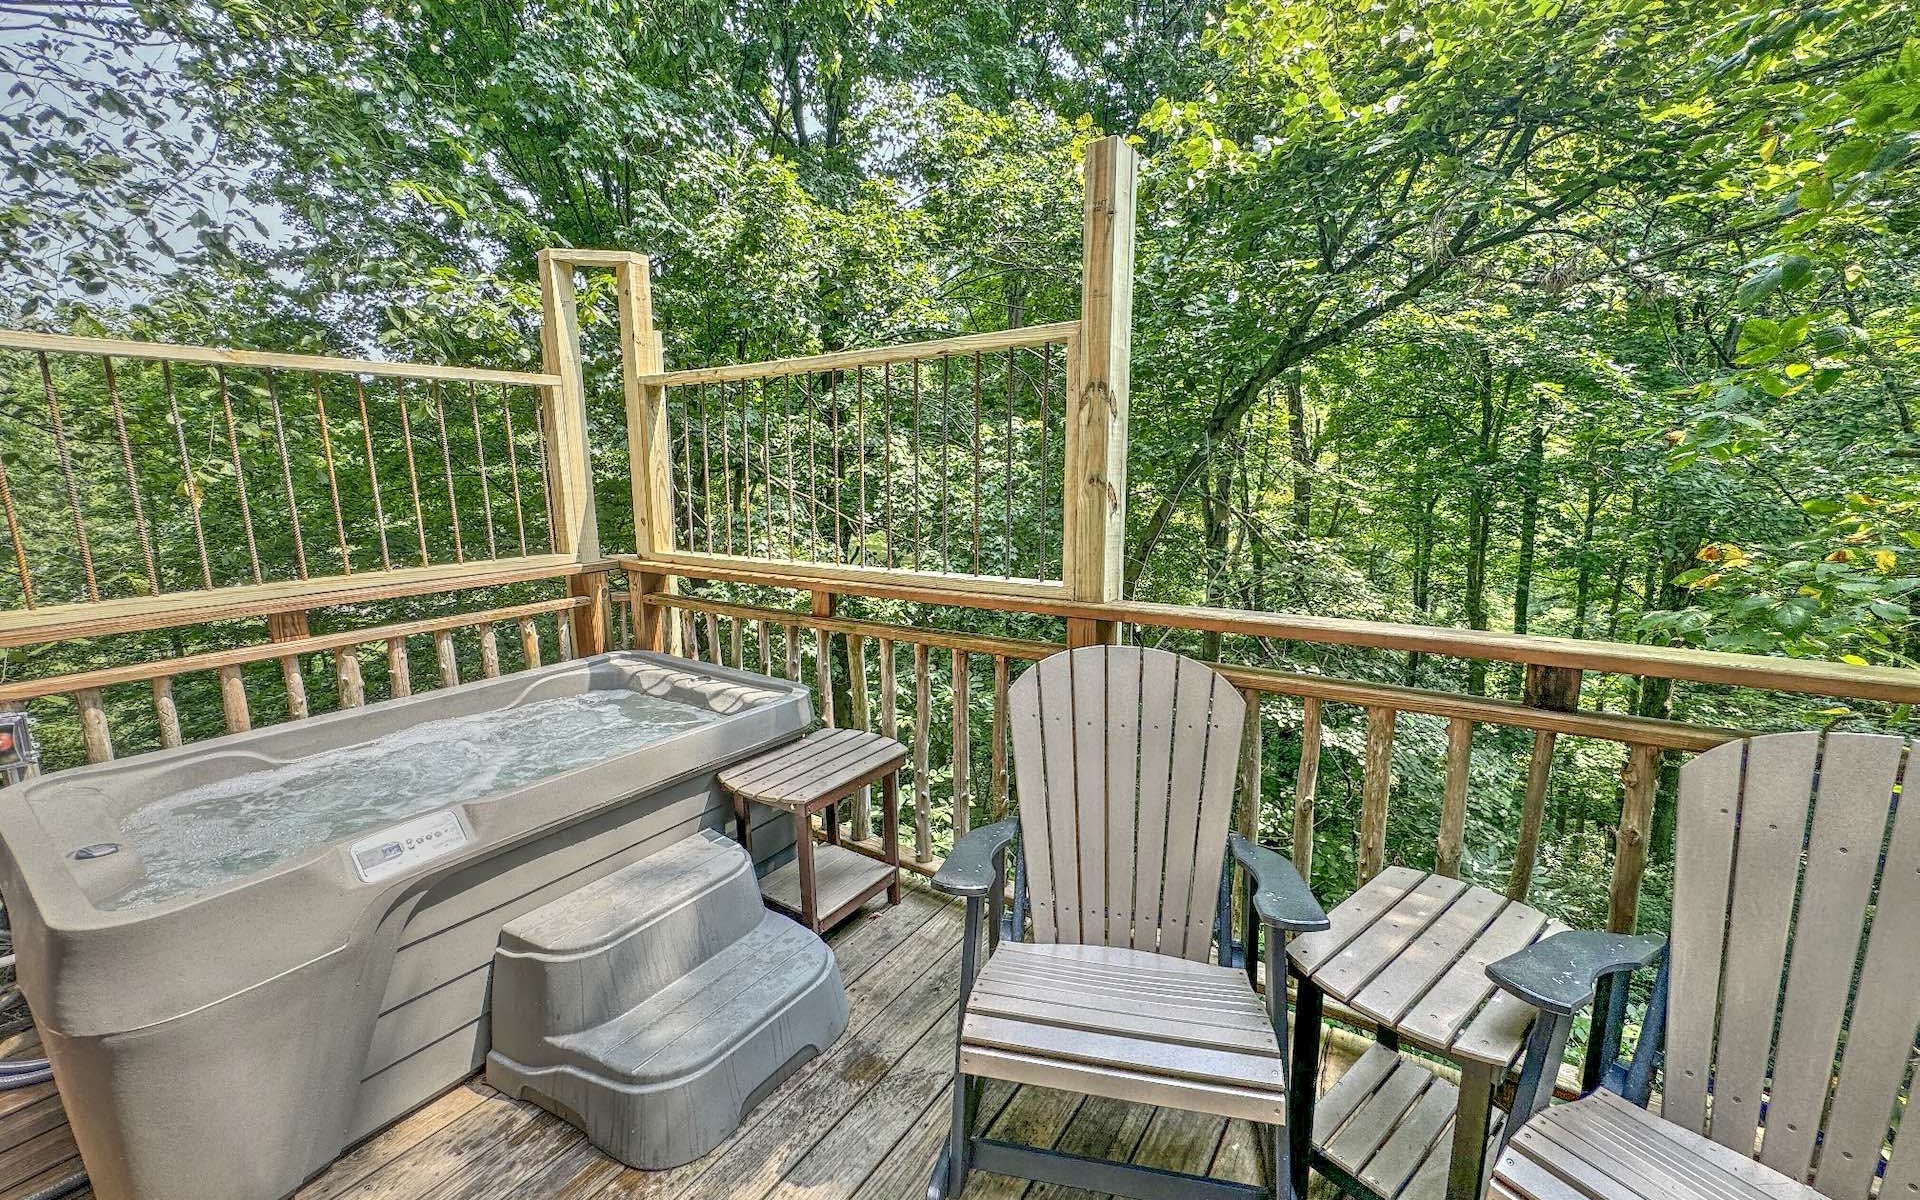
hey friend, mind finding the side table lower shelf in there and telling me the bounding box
[1316,1046,1507,1200]
[761,843,897,931]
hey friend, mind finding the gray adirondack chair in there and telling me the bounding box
[1484,730,1919,1200]
[927,644,1328,1200]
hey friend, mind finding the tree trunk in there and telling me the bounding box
[1463,357,1510,696]
[1571,466,1601,638]
[1286,374,1312,539]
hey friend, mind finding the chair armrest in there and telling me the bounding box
[933,817,1018,898]
[1488,931,1666,1016]
[1227,833,1329,934]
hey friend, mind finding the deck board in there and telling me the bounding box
[0,880,1340,1200]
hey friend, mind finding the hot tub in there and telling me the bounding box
[0,651,810,1200]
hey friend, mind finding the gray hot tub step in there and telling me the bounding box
[486,829,849,1169]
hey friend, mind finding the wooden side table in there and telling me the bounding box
[717,728,907,933]
[1287,868,1568,1200]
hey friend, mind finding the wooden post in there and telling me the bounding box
[217,667,250,734]
[613,253,679,651]
[1436,718,1473,877]
[1359,706,1396,881]
[74,688,113,762]
[1062,135,1137,648]
[537,249,606,656]
[151,678,182,749]
[335,649,366,707]
[1507,664,1584,901]
[386,638,412,698]
[269,608,309,721]
[1608,743,1662,932]
[1291,697,1321,884]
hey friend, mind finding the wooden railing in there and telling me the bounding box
[611,578,1782,935]
[639,323,1079,591]
[0,592,594,768]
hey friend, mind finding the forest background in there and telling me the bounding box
[2,0,1916,931]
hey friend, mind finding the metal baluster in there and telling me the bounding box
[394,380,430,564]
[1005,349,1016,575]
[700,381,714,554]
[499,383,527,557]
[882,362,895,569]
[163,362,214,588]
[38,352,99,599]
[312,376,353,574]
[760,378,773,558]
[0,441,31,607]
[1040,341,1052,573]
[830,370,842,563]
[265,369,310,579]
[467,383,497,559]
[721,380,734,557]
[911,363,922,572]
[940,355,952,572]
[856,367,867,566]
[216,365,263,584]
[805,373,820,561]
[430,381,464,562]
[103,358,159,594]
[971,351,982,574]
[354,378,393,570]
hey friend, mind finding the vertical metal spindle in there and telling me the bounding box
[855,368,867,566]
[311,377,353,574]
[163,363,214,588]
[103,358,159,594]
[939,355,952,572]
[783,377,798,553]
[680,388,698,550]
[700,382,714,554]
[467,383,497,559]
[1005,348,1016,574]
[394,380,431,564]
[216,366,263,584]
[264,369,310,579]
[354,378,393,570]
[910,363,922,571]
[499,384,528,557]
[430,381,464,562]
[971,351,982,574]
[1040,341,1053,572]
[721,380,734,557]
[805,373,820,561]
[759,378,773,558]
[882,363,895,569]
[830,371,842,563]
[38,352,99,600]
[0,447,31,608]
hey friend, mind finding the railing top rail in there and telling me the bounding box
[636,320,1079,389]
[645,590,1741,749]
[0,595,590,704]
[0,329,562,389]
[619,553,1920,705]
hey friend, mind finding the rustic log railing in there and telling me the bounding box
[607,580,1796,936]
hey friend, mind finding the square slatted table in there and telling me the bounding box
[1287,867,1567,1200]
[718,728,908,933]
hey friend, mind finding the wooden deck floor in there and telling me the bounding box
[0,882,1322,1200]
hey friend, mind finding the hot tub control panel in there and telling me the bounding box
[348,810,469,884]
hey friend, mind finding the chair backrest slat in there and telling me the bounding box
[1759,733,1907,1181]
[1665,737,1742,1133]
[1705,733,1818,1156]
[1010,645,1244,961]
[1805,738,1920,1200]
[1667,730,1914,1197]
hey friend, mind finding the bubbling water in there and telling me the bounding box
[101,690,724,910]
